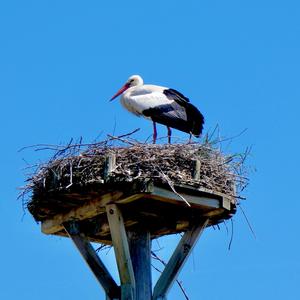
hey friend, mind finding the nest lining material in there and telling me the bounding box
[23,141,247,221]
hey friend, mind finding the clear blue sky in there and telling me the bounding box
[1,1,299,299]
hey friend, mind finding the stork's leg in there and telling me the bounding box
[153,121,157,144]
[167,126,172,144]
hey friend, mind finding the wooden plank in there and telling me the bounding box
[113,194,144,205]
[192,159,201,180]
[153,219,209,300]
[41,192,142,235]
[150,186,220,208]
[176,183,235,204]
[42,182,233,236]
[222,197,231,210]
[54,230,113,245]
[114,182,232,211]
[94,220,139,238]
[128,231,152,300]
[103,154,116,180]
[63,221,120,300]
[202,208,225,217]
[118,191,212,207]
[106,204,135,300]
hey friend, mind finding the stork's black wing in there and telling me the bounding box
[163,88,190,105]
[143,88,204,137]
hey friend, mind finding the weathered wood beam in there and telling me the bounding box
[41,182,232,237]
[103,153,116,180]
[54,230,113,245]
[41,192,141,235]
[149,186,220,208]
[63,221,120,300]
[192,159,201,180]
[106,204,136,300]
[174,183,235,207]
[128,230,152,300]
[153,218,209,300]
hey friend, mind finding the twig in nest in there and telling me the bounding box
[107,134,136,145]
[239,204,256,239]
[107,128,140,146]
[228,218,234,250]
[95,244,112,254]
[66,162,73,189]
[158,169,191,207]
[113,127,140,139]
[20,131,250,222]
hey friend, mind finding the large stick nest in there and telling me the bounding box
[21,134,249,221]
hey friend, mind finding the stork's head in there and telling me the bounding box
[110,75,143,101]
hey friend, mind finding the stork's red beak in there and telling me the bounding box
[110,83,130,101]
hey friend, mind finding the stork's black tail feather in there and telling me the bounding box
[143,87,205,138]
[186,103,204,137]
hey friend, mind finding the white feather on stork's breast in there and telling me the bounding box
[120,85,171,118]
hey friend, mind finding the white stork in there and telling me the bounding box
[110,75,204,143]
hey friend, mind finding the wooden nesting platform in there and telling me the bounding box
[39,180,236,244]
[25,143,243,299]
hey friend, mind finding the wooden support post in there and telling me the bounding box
[106,204,136,300]
[128,231,152,300]
[63,221,120,300]
[153,219,209,300]
[193,159,201,180]
[104,154,116,180]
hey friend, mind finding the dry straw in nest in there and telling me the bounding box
[20,132,249,221]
